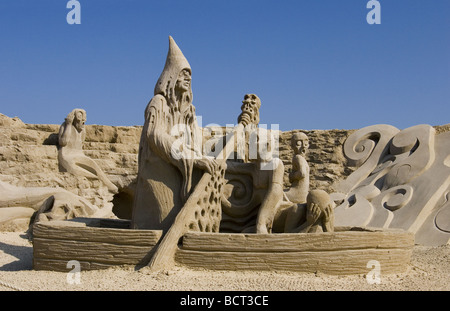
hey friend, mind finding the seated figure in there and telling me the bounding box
[284,189,335,233]
[58,108,118,193]
[280,133,334,233]
[223,95,286,233]
[226,127,285,234]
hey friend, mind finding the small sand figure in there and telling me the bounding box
[282,189,335,233]
[289,189,335,233]
[285,132,310,204]
[58,108,118,193]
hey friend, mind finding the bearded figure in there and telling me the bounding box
[131,36,217,231]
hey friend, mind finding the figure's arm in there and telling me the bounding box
[145,96,216,175]
[270,157,285,185]
[58,121,72,147]
[188,114,218,173]
[289,156,308,181]
[81,128,86,144]
[191,114,204,158]
[225,160,255,176]
[322,204,335,232]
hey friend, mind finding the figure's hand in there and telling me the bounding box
[323,204,333,222]
[238,113,251,127]
[220,160,227,171]
[66,113,75,125]
[322,204,335,232]
[195,156,218,175]
[306,203,322,225]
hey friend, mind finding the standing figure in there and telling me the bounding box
[285,132,310,204]
[131,36,217,231]
[58,108,118,193]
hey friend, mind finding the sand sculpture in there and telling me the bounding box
[0,179,100,231]
[130,36,219,232]
[28,36,438,275]
[0,109,117,231]
[285,132,310,204]
[222,122,334,235]
[281,134,333,234]
[332,124,450,246]
[222,96,287,234]
[58,108,118,193]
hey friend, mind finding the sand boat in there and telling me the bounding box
[32,216,414,275]
[32,117,414,276]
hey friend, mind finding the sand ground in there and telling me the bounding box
[0,231,449,291]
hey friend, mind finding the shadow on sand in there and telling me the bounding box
[0,234,33,271]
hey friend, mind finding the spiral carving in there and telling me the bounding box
[344,133,376,167]
[383,124,435,189]
[336,124,399,194]
[381,185,414,211]
[221,174,255,218]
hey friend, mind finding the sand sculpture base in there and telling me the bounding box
[32,218,414,275]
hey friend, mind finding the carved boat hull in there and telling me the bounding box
[176,227,414,275]
[32,218,162,272]
[32,219,414,275]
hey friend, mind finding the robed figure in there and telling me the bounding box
[131,37,217,231]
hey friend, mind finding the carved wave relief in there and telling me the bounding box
[333,124,450,246]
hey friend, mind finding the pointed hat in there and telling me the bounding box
[154,36,191,96]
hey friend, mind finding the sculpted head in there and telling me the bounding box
[238,94,261,127]
[66,108,86,132]
[154,36,193,105]
[175,68,192,95]
[291,132,309,156]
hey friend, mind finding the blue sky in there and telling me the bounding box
[0,0,449,131]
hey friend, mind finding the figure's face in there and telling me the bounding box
[239,94,260,126]
[175,69,191,93]
[74,111,86,132]
[293,138,309,155]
